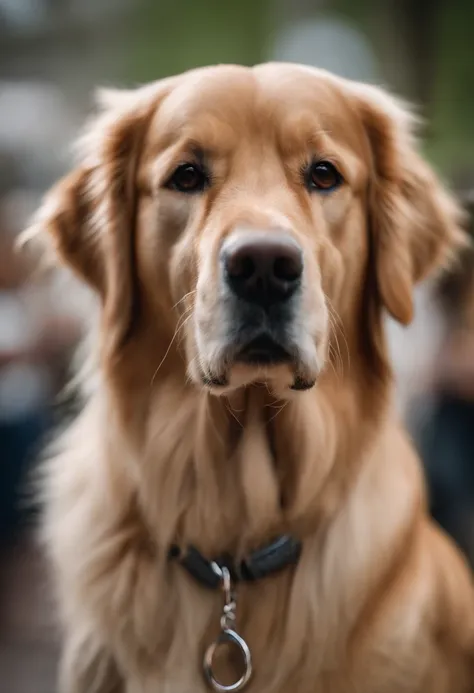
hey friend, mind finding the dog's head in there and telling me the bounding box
[28,64,464,396]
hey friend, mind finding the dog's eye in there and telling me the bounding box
[167,163,208,193]
[306,161,342,192]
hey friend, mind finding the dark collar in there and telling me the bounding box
[169,534,302,589]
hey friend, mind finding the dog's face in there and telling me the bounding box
[138,64,366,392]
[30,64,463,395]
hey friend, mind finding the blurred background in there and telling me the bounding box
[0,1,473,691]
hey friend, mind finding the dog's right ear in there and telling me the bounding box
[24,80,173,350]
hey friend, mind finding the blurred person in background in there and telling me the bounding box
[0,166,82,543]
[417,194,474,564]
[387,192,474,564]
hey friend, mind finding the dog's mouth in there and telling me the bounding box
[197,331,317,393]
[235,334,292,366]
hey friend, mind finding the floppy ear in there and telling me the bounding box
[353,84,467,325]
[25,84,165,351]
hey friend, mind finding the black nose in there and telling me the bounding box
[222,232,303,306]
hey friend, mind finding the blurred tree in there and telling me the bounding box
[128,0,267,82]
[386,0,441,109]
[429,0,474,178]
[291,0,474,175]
[382,0,474,176]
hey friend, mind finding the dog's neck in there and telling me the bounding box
[101,337,391,559]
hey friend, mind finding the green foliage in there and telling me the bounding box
[427,0,474,172]
[125,0,473,174]
[127,0,267,82]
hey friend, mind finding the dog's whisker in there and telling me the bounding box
[224,399,244,429]
[150,313,192,387]
[327,300,350,367]
[267,400,289,423]
[327,344,342,382]
[171,289,197,311]
[329,327,344,378]
[326,299,349,376]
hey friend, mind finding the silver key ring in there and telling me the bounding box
[203,628,253,693]
[203,563,253,692]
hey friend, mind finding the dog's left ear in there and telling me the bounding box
[352,83,467,325]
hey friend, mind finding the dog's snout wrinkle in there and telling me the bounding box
[221,230,303,307]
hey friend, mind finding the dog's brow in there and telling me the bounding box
[277,119,331,157]
[180,139,217,161]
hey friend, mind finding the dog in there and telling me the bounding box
[29,63,474,692]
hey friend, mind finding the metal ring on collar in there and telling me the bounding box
[203,628,253,693]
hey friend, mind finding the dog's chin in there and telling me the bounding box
[195,355,317,397]
[189,330,321,396]
[208,367,316,399]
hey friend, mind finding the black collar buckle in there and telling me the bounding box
[169,534,302,590]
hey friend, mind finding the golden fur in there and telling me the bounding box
[28,64,474,692]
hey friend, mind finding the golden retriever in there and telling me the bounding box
[29,63,474,693]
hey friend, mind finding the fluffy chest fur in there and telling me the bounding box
[41,384,472,693]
